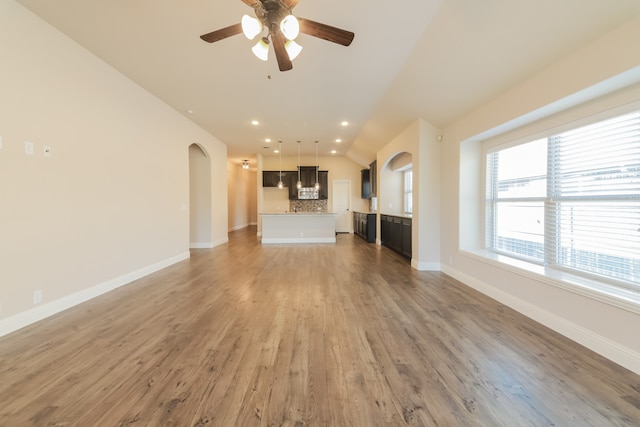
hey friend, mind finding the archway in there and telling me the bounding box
[380,151,413,216]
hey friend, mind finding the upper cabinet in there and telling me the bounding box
[299,166,317,188]
[288,174,298,199]
[264,168,328,200]
[361,169,371,199]
[319,171,328,200]
[263,170,294,187]
[369,160,377,197]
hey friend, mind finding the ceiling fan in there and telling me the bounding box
[200,0,355,72]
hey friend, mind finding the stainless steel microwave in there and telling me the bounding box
[298,187,319,199]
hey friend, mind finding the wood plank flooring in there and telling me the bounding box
[0,226,639,426]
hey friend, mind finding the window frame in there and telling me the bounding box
[485,110,640,291]
[404,169,413,215]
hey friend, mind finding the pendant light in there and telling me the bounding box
[314,140,320,190]
[296,141,302,189]
[277,141,283,189]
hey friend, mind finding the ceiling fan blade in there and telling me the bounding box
[281,0,301,8]
[271,31,293,71]
[298,18,354,46]
[200,23,243,43]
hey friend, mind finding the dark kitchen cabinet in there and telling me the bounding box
[380,214,411,258]
[361,169,371,199]
[401,218,412,258]
[262,171,294,187]
[288,174,299,199]
[274,168,327,199]
[298,166,316,187]
[318,171,328,199]
[353,212,376,243]
[369,160,377,197]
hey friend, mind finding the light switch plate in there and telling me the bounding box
[25,141,34,155]
[0,136,3,150]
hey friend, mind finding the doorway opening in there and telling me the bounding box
[189,144,212,248]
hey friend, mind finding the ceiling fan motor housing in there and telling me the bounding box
[255,0,292,34]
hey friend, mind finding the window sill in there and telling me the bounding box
[460,249,640,315]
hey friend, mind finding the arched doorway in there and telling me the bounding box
[189,144,212,248]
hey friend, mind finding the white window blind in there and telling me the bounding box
[486,139,547,263]
[487,110,640,288]
[546,111,640,285]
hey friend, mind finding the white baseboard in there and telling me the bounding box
[229,223,249,232]
[190,242,213,249]
[441,264,640,376]
[411,260,440,271]
[211,236,229,248]
[261,237,336,244]
[0,251,190,338]
[229,223,257,232]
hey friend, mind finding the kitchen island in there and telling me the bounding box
[260,212,337,244]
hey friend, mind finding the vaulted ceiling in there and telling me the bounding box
[17,0,640,166]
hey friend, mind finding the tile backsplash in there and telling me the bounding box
[290,200,328,212]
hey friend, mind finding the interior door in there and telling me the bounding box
[333,180,351,233]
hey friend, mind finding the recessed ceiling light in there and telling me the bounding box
[340,121,349,126]
[265,138,271,143]
[186,109,194,114]
[331,150,337,154]
[274,149,280,154]
[335,138,342,143]
[251,120,260,126]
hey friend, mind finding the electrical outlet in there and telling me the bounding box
[33,290,42,305]
[25,141,34,156]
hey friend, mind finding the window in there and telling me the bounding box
[404,169,413,214]
[486,110,640,288]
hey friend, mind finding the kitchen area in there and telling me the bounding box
[254,149,413,259]
[260,166,336,243]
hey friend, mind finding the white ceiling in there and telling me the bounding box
[16,0,640,166]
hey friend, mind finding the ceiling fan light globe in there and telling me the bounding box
[241,15,263,40]
[252,38,270,61]
[280,15,300,40]
[285,40,303,61]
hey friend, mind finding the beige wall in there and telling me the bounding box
[377,119,441,270]
[0,2,228,334]
[227,161,257,231]
[440,15,640,374]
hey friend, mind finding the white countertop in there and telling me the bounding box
[260,212,336,215]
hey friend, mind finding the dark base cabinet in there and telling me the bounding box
[380,214,411,258]
[353,212,376,243]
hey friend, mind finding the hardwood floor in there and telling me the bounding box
[1,226,639,426]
